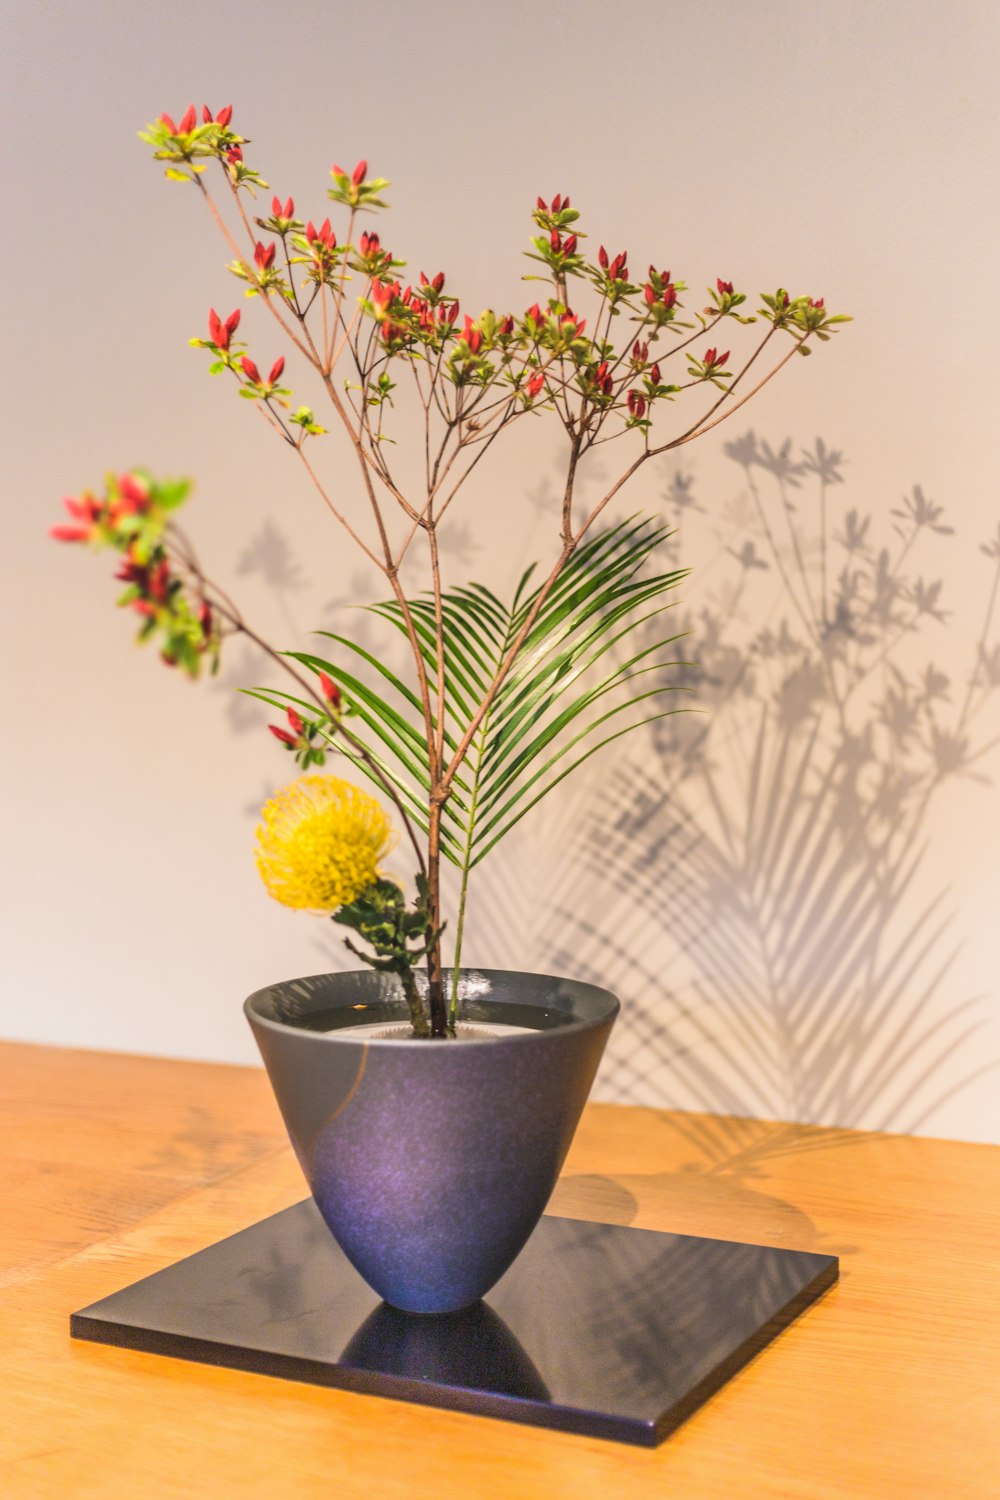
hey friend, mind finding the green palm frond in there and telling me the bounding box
[255,515,690,873]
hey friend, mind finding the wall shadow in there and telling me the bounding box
[538,433,1000,1141]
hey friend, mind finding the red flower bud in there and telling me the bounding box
[717,278,733,296]
[49,524,90,542]
[226,145,243,163]
[254,241,276,270]
[551,194,563,213]
[332,162,345,178]
[526,372,545,397]
[318,671,342,709]
[241,356,261,383]
[268,357,285,385]
[662,284,677,310]
[149,559,170,603]
[216,105,233,128]
[268,725,298,747]
[118,474,149,513]
[563,234,577,255]
[705,348,717,366]
[500,314,514,335]
[352,159,367,186]
[598,245,609,270]
[202,106,213,124]
[64,495,102,522]
[179,104,196,134]
[287,707,305,734]
[199,601,213,634]
[550,229,561,251]
[209,306,239,349]
[650,363,661,384]
[536,196,547,211]
[643,284,656,306]
[271,195,282,215]
[283,197,294,218]
[160,113,177,133]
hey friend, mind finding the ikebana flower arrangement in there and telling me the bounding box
[53,103,848,1042]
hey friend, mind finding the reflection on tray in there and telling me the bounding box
[341,1298,551,1402]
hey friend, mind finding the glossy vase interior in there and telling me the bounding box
[245,969,619,1314]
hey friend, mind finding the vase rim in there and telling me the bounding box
[244,966,619,1046]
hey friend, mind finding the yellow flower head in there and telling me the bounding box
[255,775,395,913]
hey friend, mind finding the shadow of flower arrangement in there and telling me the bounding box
[536,431,1000,1149]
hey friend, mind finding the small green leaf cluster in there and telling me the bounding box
[334,874,442,1036]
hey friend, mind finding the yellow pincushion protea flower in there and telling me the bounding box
[255,775,395,913]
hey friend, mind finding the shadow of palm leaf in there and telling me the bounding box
[522,435,1000,1159]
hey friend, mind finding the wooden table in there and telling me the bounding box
[1,1041,998,1499]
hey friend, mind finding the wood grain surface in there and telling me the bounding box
[1,1040,998,1499]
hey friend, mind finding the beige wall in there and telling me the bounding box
[4,0,999,1141]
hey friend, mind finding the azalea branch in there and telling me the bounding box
[60,110,849,1039]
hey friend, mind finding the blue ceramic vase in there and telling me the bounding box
[245,968,619,1314]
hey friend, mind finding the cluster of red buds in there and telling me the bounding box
[598,246,629,281]
[202,105,233,127]
[691,346,731,380]
[524,371,546,399]
[359,231,379,258]
[532,193,578,232]
[583,360,614,401]
[52,470,216,675]
[332,160,367,188]
[50,473,152,543]
[626,390,647,419]
[208,307,241,350]
[643,269,678,319]
[305,217,337,249]
[270,195,296,225]
[268,672,343,768]
[460,315,483,354]
[160,106,196,135]
[50,492,108,544]
[240,355,285,389]
[549,228,578,256]
[418,270,446,301]
[115,550,173,616]
[269,706,309,749]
